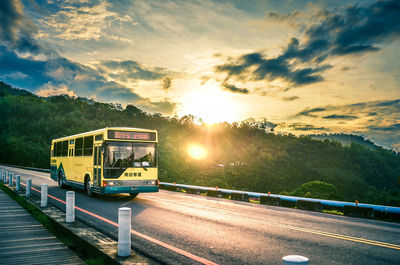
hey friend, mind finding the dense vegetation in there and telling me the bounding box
[1,81,400,206]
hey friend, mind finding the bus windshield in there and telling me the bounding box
[104,141,156,168]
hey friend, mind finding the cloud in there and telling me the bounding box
[97,60,169,82]
[39,1,136,42]
[0,71,28,79]
[294,99,400,148]
[0,0,41,54]
[282,96,299,101]
[296,107,327,117]
[135,98,177,115]
[266,10,301,29]
[0,46,177,114]
[162,77,172,90]
[323,114,358,120]
[222,82,249,94]
[267,11,299,22]
[36,82,77,97]
[215,0,400,89]
[215,47,331,87]
[367,123,400,132]
[288,123,329,132]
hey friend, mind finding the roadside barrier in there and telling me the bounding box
[26,178,31,198]
[8,172,13,186]
[16,175,21,191]
[260,195,280,206]
[296,200,323,212]
[66,191,75,223]
[159,182,400,220]
[41,184,48,207]
[344,205,374,219]
[282,255,309,264]
[118,207,132,257]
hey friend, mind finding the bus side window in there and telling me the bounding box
[84,136,93,156]
[53,143,56,157]
[62,140,68,157]
[75,138,83,156]
[56,142,62,157]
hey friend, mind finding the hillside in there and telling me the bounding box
[1,81,400,206]
[309,133,377,150]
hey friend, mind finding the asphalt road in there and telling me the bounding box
[2,166,400,265]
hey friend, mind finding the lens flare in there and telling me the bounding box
[187,144,207,160]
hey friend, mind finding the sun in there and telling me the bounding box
[187,144,207,160]
[179,82,240,124]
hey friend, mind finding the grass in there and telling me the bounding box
[323,209,344,215]
[0,183,116,265]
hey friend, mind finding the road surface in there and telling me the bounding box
[2,166,400,265]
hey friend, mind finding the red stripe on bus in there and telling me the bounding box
[20,180,218,265]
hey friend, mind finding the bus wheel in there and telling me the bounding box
[85,176,93,197]
[129,193,138,199]
[58,172,65,188]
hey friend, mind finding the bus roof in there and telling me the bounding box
[51,127,157,142]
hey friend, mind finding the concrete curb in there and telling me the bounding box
[1,182,156,265]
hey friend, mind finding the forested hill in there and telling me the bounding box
[1,81,400,206]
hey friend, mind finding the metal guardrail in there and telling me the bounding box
[160,182,400,215]
[0,163,51,173]
[2,163,399,215]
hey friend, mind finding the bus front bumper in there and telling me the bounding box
[101,186,159,194]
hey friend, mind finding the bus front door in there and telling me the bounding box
[93,145,102,188]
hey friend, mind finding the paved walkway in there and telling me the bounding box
[0,188,84,265]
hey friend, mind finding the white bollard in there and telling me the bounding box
[66,191,75,223]
[26,179,32,198]
[0,170,3,182]
[282,255,309,265]
[16,175,21,191]
[118,207,132,257]
[41,184,48,207]
[8,173,13,187]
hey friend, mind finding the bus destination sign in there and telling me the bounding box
[108,130,156,141]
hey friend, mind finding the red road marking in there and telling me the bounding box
[18,179,218,265]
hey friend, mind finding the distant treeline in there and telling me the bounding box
[1,81,400,206]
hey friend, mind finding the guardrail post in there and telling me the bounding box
[0,170,3,182]
[8,173,13,186]
[26,179,32,198]
[2,171,6,183]
[16,175,21,191]
[1,171,4,182]
[66,191,75,223]
[118,207,132,257]
[282,255,309,265]
[41,184,48,207]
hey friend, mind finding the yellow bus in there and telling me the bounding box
[50,127,159,197]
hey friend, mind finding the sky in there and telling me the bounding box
[0,0,399,149]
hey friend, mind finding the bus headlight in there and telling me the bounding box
[108,181,122,186]
[151,180,156,185]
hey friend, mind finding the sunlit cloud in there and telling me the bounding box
[39,1,136,42]
[36,82,77,97]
